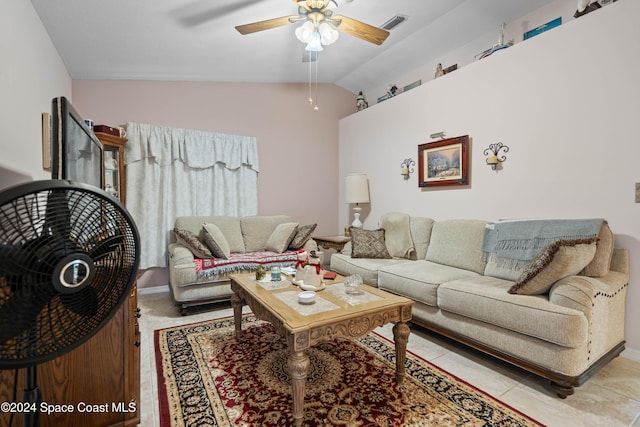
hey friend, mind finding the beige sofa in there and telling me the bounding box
[169,215,317,314]
[330,213,629,398]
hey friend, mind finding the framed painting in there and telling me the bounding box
[418,135,469,188]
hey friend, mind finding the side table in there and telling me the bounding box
[313,235,351,252]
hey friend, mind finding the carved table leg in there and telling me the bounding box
[287,350,309,427]
[393,321,410,384]
[231,292,243,340]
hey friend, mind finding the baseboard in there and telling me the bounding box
[138,284,170,296]
[621,347,640,363]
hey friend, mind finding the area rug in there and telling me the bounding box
[155,315,544,426]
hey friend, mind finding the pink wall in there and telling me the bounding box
[71,80,355,287]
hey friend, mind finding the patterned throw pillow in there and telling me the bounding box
[265,222,299,253]
[202,223,231,259]
[288,224,317,249]
[173,228,213,259]
[350,228,391,259]
[509,238,597,295]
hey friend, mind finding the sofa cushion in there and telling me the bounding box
[289,223,317,249]
[203,216,245,253]
[265,222,298,253]
[202,223,231,259]
[173,228,213,259]
[581,222,614,277]
[241,215,293,252]
[330,253,408,286]
[380,212,415,259]
[350,228,391,259]
[410,217,434,260]
[175,216,245,253]
[378,260,480,306]
[438,276,589,348]
[425,219,487,274]
[509,239,597,295]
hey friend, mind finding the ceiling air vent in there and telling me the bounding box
[381,15,408,31]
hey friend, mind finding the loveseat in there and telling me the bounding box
[330,212,629,398]
[169,215,317,314]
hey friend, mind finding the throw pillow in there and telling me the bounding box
[581,222,614,277]
[173,228,213,259]
[289,223,317,249]
[265,222,298,253]
[201,223,231,259]
[508,238,597,295]
[350,227,391,259]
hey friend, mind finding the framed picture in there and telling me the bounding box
[418,135,469,188]
[41,112,52,171]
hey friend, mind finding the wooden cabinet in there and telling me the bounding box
[0,288,141,427]
[97,132,127,204]
[0,132,141,427]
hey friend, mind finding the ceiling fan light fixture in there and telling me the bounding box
[319,22,339,45]
[305,31,324,51]
[295,20,316,43]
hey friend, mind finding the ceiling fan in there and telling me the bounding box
[235,0,390,46]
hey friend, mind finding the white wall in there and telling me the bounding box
[366,0,609,104]
[339,0,640,350]
[0,0,71,187]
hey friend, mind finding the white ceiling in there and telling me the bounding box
[31,0,557,93]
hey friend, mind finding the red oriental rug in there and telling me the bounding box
[155,315,544,426]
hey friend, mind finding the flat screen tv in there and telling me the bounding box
[50,96,103,189]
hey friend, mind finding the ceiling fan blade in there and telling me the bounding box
[174,0,260,27]
[235,15,300,35]
[332,15,390,45]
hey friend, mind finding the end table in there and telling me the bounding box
[313,235,351,252]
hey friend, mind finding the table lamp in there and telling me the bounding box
[345,173,370,228]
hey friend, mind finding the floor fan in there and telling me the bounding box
[0,180,140,427]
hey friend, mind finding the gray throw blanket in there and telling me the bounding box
[482,218,603,263]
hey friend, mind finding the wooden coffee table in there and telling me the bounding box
[230,272,413,427]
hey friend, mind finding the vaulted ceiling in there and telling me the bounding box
[31,0,557,93]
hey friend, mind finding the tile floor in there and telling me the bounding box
[138,287,640,427]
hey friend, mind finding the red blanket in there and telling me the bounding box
[194,251,298,278]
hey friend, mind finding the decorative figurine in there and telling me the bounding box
[476,23,513,60]
[386,83,398,97]
[356,91,368,111]
[574,0,603,18]
[435,63,445,78]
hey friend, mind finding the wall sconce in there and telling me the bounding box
[400,158,415,180]
[484,142,509,170]
[430,131,446,140]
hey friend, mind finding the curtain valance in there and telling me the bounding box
[124,122,259,171]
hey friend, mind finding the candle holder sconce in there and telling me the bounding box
[484,142,509,171]
[401,158,415,180]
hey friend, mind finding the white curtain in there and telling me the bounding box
[123,122,259,269]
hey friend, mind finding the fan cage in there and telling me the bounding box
[0,180,139,368]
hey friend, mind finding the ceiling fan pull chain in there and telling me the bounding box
[314,53,319,111]
[308,51,313,106]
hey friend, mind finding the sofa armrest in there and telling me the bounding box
[549,248,629,316]
[341,241,352,256]
[169,242,196,267]
[304,238,318,252]
[550,270,628,360]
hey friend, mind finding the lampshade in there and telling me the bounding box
[295,21,315,43]
[345,173,370,204]
[319,22,339,45]
[305,31,324,52]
